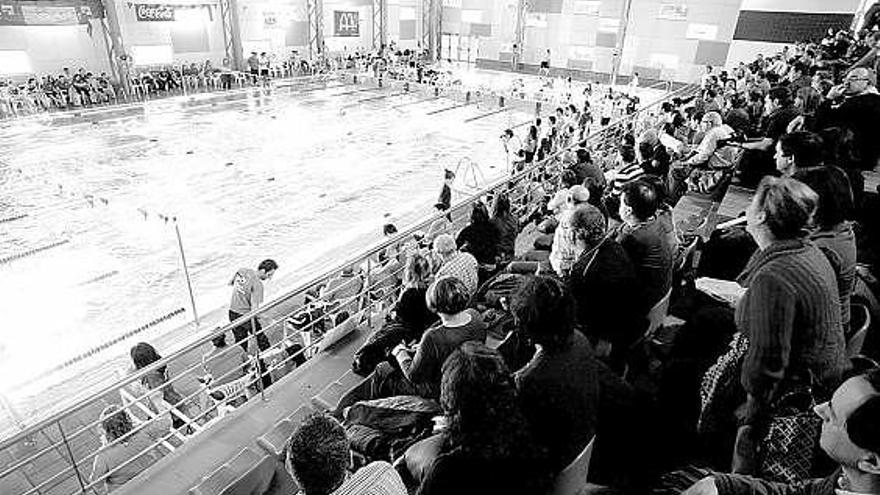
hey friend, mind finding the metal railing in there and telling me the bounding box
[0,74,698,495]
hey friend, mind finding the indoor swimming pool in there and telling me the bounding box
[0,75,530,430]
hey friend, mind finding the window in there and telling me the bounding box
[0,51,32,75]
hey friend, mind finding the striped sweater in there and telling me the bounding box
[735,239,847,413]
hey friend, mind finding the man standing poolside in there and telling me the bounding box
[229,259,277,352]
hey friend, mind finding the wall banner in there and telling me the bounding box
[334,10,359,37]
[136,3,175,21]
[0,0,103,25]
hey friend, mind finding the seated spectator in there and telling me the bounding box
[202,331,249,390]
[285,413,407,495]
[566,204,641,365]
[774,130,825,176]
[89,405,167,494]
[794,166,857,333]
[549,185,591,277]
[125,342,199,431]
[432,234,478,297]
[723,93,752,136]
[617,180,674,314]
[490,193,519,262]
[608,144,644,197]
[739,86,801,187]
[456,201,500,279]
[729,177,847,473]
[410,342,553,495]
[322,265,364,323]
[335,276,487,413]
[668,111,735,201]
[787,86,824,132]
[425,203,452,245]
[512,276,640,489]
[682,368,880,495]
[352,252,437,375]
[638,128,672,179]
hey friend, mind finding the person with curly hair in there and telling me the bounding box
[89,405,167,493]
[285,413,406,495]
[413,342,553,495]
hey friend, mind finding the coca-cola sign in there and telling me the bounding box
[136,3,174,21]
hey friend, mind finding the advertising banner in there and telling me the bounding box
[333,10,358,37]
[0,0,103,25]
[136,4,175,21]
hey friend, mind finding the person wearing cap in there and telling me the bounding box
[549,185,591,277]
[432,234,479,296]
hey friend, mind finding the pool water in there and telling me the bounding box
[0,78,529,419]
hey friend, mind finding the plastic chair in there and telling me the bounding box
[847,303,871,358]
[189,448,274,495]
[550,436,595,495]
[256,419,295,457]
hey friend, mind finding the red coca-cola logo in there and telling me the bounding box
[136,4,174,21]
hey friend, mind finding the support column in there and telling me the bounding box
[307,0,325,60]
[512,0,527,71]
[421,0,440,61]
[372,0,387,51]
[100,0,129,94]
[609,0,633,86]
[219,0,244,70]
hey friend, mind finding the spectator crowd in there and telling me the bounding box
[33,20,880,495]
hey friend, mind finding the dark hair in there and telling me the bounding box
[100,405,134,443]
[211,332,228,348]
[819,127,859,169]
[620,144,636,163]
[131,342,162,370]
[258,259,278,273]
[768,85,792,106]
[511,276,575,351]
[793,166,854,230]
[779,131,825,169]
[470,201,490,225]
[426,276,470,315]
[576,148,591,164]
[561,169,578,189]
[440,342,549,491]
[492,193,511,219]
[383,223,398,236]
[284,413,348,495]
[848,369,880,456]
[621,180,659,221]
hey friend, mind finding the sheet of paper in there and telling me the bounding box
[695,277,746,307]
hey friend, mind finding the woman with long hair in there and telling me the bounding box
[415,342,552,495]
[490,193,519,262]
[456,201,500,282]
[127,342,198,431]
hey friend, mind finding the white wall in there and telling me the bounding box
[739,0,861,14]
[0,23,110,76]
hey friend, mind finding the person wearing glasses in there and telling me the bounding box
[816,67,880,172]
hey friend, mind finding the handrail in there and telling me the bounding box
[0,75,698,454]
[0,79,698,495]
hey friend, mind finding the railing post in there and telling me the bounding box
[250,315,267,401]
[57,421,88,494]
[363,262,373,330]
[174,221,200,327]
